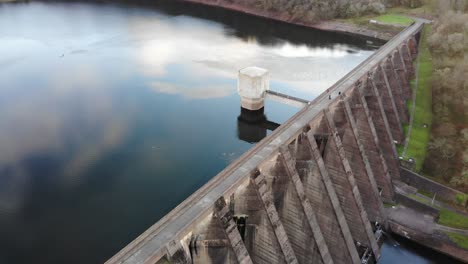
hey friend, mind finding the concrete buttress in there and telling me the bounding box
[214,197,253,264]
[360,81,401,180]
[383,59,410,124]
[279,146,334,264]
[321,110,380,259]
[252,172,299,264]
[329,98,387,224]
[372,67,404,143]
[303,131,361,264]
[347,87,395,202]
[392,49,412,100]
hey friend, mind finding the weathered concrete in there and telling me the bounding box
[238,67,269,111]
[401,43,415,78]
[383,58,410,124]
[258,153,323,264]
[331,98,387,223]
[372,66,404,143]
[347,85,395,202]
[311,111,380,259]
[407,37,419,59]
[279,146,333,264]
[300,132,361,264]
[252,172,299,264]
[265,90,309,109]
[361,78,401,180]
[392,49,412,100]
[214,197,253,264]
[106,21,423,264]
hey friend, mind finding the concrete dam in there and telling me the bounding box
[107,18,423,264]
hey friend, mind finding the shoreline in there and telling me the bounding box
[177,0,398,41]
[1,0,399,40]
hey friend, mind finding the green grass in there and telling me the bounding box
[402,25,433,172]
[373,14,415,26]
[384,201,398,208]
[456,194,468,207]
[417,189,432,198]
[397,144,404,155]
[339,13,414,29]
[416,189,452,204]
[438,209,468,229]
[414,187,467,209]
[386,5,435,17]
[446,232,468,249]
[407,193,434,206]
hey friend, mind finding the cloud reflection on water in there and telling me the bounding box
[0,62,131,214]
[0,2,381,263]
[0,3,375,214]
[133,15,372,99]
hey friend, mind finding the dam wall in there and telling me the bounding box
[107,20,424,264]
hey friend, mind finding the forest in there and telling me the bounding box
[423,0,468,192]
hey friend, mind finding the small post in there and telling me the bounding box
[237,66,269,111]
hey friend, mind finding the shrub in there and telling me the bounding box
[455,193,467,206]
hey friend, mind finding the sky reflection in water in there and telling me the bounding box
[0,1,380,263]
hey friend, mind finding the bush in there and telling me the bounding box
[455,193,467,206]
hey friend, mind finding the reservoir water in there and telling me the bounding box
[0,1,461,263]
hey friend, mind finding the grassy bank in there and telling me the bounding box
[438,209,468,229]
[342,13,414,25]
[372,14,414,25]
[400,25,433,172]
[446,232,468,250]
[404,193,468,230]
[385,5,435,19]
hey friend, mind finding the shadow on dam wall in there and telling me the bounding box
[41,0,386,49]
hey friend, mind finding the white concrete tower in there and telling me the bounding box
[237,66,269,111]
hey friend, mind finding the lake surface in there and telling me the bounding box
[0,1,457,264]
